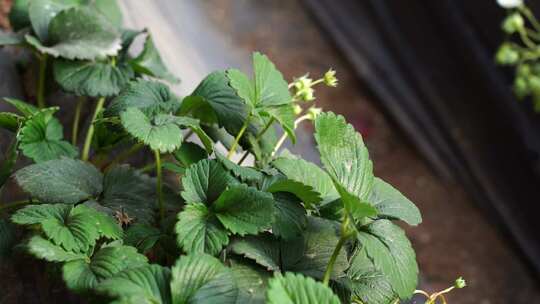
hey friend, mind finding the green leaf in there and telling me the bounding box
[26,235,87,262]
[228,52,291,108]
[263,104,296,143]
[12,203,71,225]
[107,80,180,118]
[181,71,251,137]
[89,0,123,29]
[181,159,237,204]
[2,97,39,117]
[160,114,213,153]
[266,272,340,304]
[120,108,182,153]
[175,203,229,256]
[19,108,79,162]
[124,223,162,253]
[266,179,322,206]
[282,217,348,280]
[9,0,31,31]
[272,192,307,240]
[130,34,178,83]
[272,157,338,201]
[97,265,172,304]
[170,254,235,304]
[229,261,270,304]
[357,220,418,299]
[101,165,157,225]
[25,6,121,60]
[29,0,81,42]
[368,178,421,226]
[314,112,373,200]
[314,112,377,219]
[347,248,397,304]
[53,59,133,97]
[212,184,274,236]
[0,112,22,132]
[62,244,148,292]
[215,152,263,183]
[14,158,103,204]
[229,234,281,272]
[173,142,207,167]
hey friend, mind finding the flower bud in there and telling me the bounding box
[454,277,466,289]
[517,63,531,77]
[293,104,303,115]
[497,0,523,9]
[324,69,338,87]
[502,13,524,34]
[496,43,520,65]
[293,75,313,91]
[307,107,322,120]
[514,76,530,98]
[528,75,540,93]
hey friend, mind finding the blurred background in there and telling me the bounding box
[2,0,540,303]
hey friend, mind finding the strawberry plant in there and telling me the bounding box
[0,1,465,303]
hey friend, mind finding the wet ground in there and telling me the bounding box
[1,0,540,303]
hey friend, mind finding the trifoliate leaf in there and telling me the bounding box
[175,203,229,256]
[272,157,338,201]
[0,112,22,132]
[229,234,281,272]
[266,272,340,304]
[347,248,397,304]
[181,159,237,204]
[282,217,348,280]
[173,142,207,167]
[180,71,252,137]
[266,179,321,206]
[314,112,377,219]
[29,0,80,42]
[107,79,180,118]
[120,108,182,153]
[130,34,178,83]
[368,178,421,226]
[101,165,157,225]
[14,158,103,204]
[96,265,172,304]
[212,184,274,236]
[9,0,31,31]
[62,244,148,292]
[53,59,133,97]
[18,108,79,162]
[357,220,418,300]
[2,97,39,117]
[272,192,307,240]
[26,235,87,262]
[124,223,162,254]
[170,254,236,304]
[228,52,291,107]
[25,7,121,60]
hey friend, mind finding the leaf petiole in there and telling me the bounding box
[322,215,354,286]
[227,116,250,159]
[71,96,86,145]
[81,97,106,161]
[272,113,311,156]
[154,149,164,221]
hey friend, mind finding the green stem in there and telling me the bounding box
[271,114,311,156]
[154,150,164,221]
[139,162,156,174]
[71,96,86,145]
[82,97,106,161]
[104,143,144,170]
[237,118,275,165]
[36,54,48,109]
[520,6,540,33]
[322,235,347,286]
[227,117,250,159]
[0,200,32,212]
